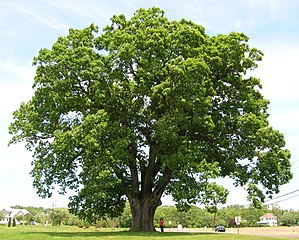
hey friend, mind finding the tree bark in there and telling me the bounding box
[128,193,162,231]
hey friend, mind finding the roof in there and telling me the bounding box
[2,208,31,217]
[260,213,277,219]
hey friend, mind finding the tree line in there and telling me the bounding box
[154,204,299,228]
[9,204,299,228]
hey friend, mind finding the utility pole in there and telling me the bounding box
[235,216,241,234]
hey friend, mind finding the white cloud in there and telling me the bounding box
[26,9,70,32]
[1,1,69,32]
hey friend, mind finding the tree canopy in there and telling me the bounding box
[9,7,292,231]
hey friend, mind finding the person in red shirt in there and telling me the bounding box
[159,218,164,232]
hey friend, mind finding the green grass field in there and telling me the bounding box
[0,225,292,240]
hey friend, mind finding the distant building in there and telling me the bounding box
[258,213,277,226]
[0,207,31,225]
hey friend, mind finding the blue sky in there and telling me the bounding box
[1,0,299,210]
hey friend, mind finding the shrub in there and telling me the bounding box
[12,218,17,227]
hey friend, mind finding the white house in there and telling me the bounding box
[258,213,278,226]
[0,207,31,225]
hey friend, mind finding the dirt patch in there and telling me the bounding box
[169,226,299,238]
[226,226,299,238]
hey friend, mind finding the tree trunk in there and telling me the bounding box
[128,194,162,231]
[213,212,217,229]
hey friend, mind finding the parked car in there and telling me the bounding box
[215,226,226,232]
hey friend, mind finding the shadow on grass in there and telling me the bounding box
[22,230,215,238]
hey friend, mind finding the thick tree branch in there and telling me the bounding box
[152,167,172,199]
[141,143,157,196]
[128,143,139,196]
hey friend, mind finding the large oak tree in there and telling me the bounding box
[9,8,292,231]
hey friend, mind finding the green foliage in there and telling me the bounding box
[188,207,212,228]
[8,217,11,227]
[154,206,178,227]
[9,7,292,230]
[241,208,267,227]
[280,210,299,226]
[0,211,4,221]
[271,205,284,225]
[10,206,85,227]
[50,208,70,226]
[12,218,16,227]
[15,215,24,224]
[217,205,268,227]
[118,203,132,228]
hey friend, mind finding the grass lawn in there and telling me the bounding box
[0,225,292,240]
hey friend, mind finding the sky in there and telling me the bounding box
[0,0,299,211]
